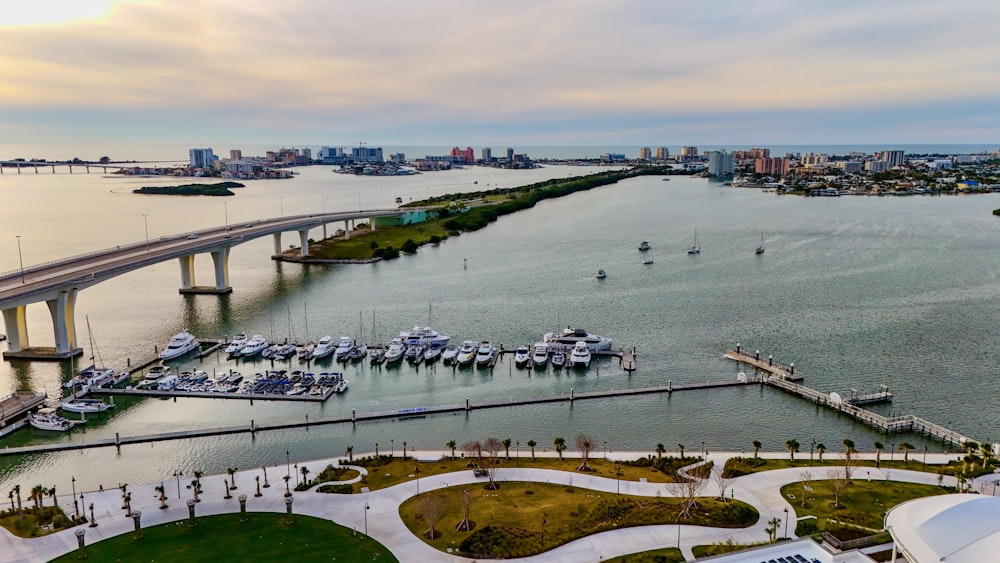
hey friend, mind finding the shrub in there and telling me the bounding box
[401,239,419,253]
[317,484,353,494]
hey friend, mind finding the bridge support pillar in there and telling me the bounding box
[322,224,327,239]
[1,305,29,352]
[343,221,350,240]
[298,230,310,257]
[369,218,375,232]
[210,248,231,291]
[178,255,195,290]
[46,289,79,354]
[273,233,282,255]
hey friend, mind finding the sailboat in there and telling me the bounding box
[687,229,701,254]
[755,231,765,255]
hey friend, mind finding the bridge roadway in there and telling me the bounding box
[0,208,407,360]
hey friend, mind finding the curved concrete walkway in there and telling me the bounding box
[0,451,961,563]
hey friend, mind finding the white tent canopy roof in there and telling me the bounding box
[886,494,1000,562]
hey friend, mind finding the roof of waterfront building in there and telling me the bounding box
[695,538,874,563]
[885,494,1000,563]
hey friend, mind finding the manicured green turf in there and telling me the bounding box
[691,540,772,558]
[49,513,396,563]
[604,547,685,562]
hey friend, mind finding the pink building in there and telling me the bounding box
[450,147,475,163]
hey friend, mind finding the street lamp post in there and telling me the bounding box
[810,439,815,466]
[923,445,928,466]
[174,470,182,499]
[279,197,284,217]
[891,443,895,462]
[71,476,79,519]
[286,451,290,479]
[616,463,621,495]
[783,507,789,538]
[516,441,519,468]
[15,235,25,283]
[223,202,229,230]
[364,501,369,535]
[141,214,149,250]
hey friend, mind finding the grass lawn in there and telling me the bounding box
[338,455,691,494]
[691,540,773,558]
[724,455,992,479]
[49,513,396,563]
[0,506,80,538]
[398,481,757,559]
[604,547,685,562]
[780,478,949,537]
[303,222,453,260]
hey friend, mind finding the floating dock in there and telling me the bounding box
[0,391,47,428]
[89,386,334,402]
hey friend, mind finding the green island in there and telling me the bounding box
[287,166,686,261]
[132,181,245,196]
[397,481,757,559]
[49,513,396,563]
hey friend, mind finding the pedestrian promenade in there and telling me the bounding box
[0,451,963,563]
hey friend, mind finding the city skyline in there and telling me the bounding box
[2,1,999,147]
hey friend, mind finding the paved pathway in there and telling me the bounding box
[0,451,961,563]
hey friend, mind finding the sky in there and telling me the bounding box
[2,0,999,148]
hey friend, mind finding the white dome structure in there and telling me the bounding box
[885,494,1000,562]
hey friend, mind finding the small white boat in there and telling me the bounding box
[531,343,549,369]
[64,366,116,389]
[240,335,269,357]
[225,333,248,357]
[333,379,348,394]
[312,336,336,359]
[29,408,75,432]
[475,341,494,366]
[60,398,113,414]
[384,338,406,364]
[550,349,566,369]
[160,329,199,360]
[687,229,700,255]
[569,341,592,369]
[638,241,651,251]
[424,345,443,364]
[297,341,315,360]
[441,344,459,364]
[513,346,530,368]
[274,342,298,360]
[456,340,477,366]
[261,342,280,359]
[405,343,425,364]
[596,269,607,279]
[334,337,354,361]
[143,365,171,382]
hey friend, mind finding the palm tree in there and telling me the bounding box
[678,444,685,459]
[7,489,13,512]
[48,485,57,508]
[767,517,782,543]
[527,440,537,460]
[843,439,856,458]
[752,440,762,459]
[785,439,800,461]
[227,467,238,490]
[446,440,456,460]
[816,443,826,462]
[300,466,310,487]
[155,485,167,509]
[13,485,21,515]
[502,438,512,460]
[282,474,292,497]
[345,446,353,463]
[874,441,884,467]
[31,485,46,509]
[899,442,915,463]
[655,443,666,459]
[553,437,566,461]
[123,492,132,514]
[981,442,993,467]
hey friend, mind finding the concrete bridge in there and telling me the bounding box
[0,160,185,174]
[0,209,406,360]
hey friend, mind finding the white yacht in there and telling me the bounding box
[455,340,477,366]
[225,333,248,357]
[311,336,336,359]
[475,341,495,366]
[334,337,354,361]
[441,344,459,365]
[240,335,269,357]
[542,326,614,351]
[143,365,171,383]
[569,341,592,369]
[63,366,117,389]
[531,343,549,368]
[384,338,406,364]
[29,408,75,432]
[60,398,113,414]
[513,346,530,368]
[399,326,450,348]
[159,329,199,360]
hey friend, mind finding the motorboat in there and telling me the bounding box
[513,346,530,368]
[456,340,477,366]
[638,241,651,251]
[143,364,171,382]
[64,365,117,389]
[596,269,607,279]
[334,337,354,361]
[240,335,269,357]
[543,326,614,351]
[159,329,199,360]
[550,349,566,369]
[399,326,450,348]
[405,343,425,364]
[569,341,592,369]
[475,341,495,366]
[385,338,406,364]
[441,344,459,365]
[531,343,549,368]
[225,333,248,357]
[687,229,700,254]
[261,342,280,359]
[297,341,315,361]
[369,345,386,365]
[333,379,348,394]
[60,398,113,414]
[312,336,336,359]
[29,408,75,432]
[423,345,443,364]
[274,342,298,361]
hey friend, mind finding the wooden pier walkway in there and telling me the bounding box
[724,349,804,381]
[89,387,334,402]
[0,391,47,427]
[0,378,748,457]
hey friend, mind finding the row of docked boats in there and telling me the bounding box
[139,364,347,397]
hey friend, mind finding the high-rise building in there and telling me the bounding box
[481,148,492,161]
[707,150,735,176]
[229,149,242,161]
[838,161,863,174]
[749,148,770,159]
[189,148,215,169]
[801,153,828,166]
[505,147,514,161]
[351,147,384,163]
[638,147,652,161]
[755,157,790,176]
[680,146,698,157]
[655,147,670,160]
[875,150,905,168]
[865,160,890,173]
[450,147,475,164]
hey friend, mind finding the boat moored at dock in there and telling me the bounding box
[513,346,530,368]
[225,333,248,357]
[159,329,199,360]
[543,326,614,352]
[569,341,592,369]
[60,398,113,414]
[311,336,336,359]
[531,343,549,368]
[240,335,269,357]
[475,341,495,366]
[456,340,477,366]
[29,408,76,432]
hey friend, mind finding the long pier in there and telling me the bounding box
[726,348,974,447]
[0,378,746,457]
[0,391,47,427]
